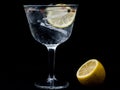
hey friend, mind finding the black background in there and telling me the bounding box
[1,0,119,90]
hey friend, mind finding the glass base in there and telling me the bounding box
[34,76,69,89]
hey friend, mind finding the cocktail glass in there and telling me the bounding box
[23,4,78,89]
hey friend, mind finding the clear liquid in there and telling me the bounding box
[25,6,74,45]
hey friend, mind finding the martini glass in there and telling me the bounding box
[24,4,78,89]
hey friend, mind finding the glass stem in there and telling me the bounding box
[46,45,57,82]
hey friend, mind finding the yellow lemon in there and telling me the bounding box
[46,4,76,28]
[76,59,106,86]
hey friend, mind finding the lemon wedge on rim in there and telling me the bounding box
[46,4,76,28]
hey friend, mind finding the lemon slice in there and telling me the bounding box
[76,59,106,86]
[46,4,76,28]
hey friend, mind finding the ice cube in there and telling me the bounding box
[40,20,67,35]
[27,9,43,24]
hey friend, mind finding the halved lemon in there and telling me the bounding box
[46,4,76,28]
[76,59,106,86]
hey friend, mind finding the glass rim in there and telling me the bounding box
[23,4,79,7]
